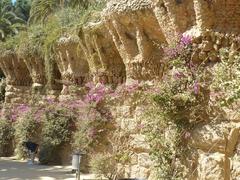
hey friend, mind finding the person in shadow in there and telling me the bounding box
[22,141,39,165]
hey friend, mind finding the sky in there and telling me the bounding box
[12,0,16,3]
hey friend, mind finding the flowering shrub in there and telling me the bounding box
[14,110,41,158]
[38,100,76,164]
[73,105,109,151]
[0,119,14,156]
[141,35,217,179]
[140,35,240,179]
[85,82,112,104]
[210,48,240,108]
[163,34,192,59]
[10,104,31,122]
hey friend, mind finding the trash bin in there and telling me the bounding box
[72,153,82,170]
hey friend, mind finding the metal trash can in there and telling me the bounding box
[72,153,82,170]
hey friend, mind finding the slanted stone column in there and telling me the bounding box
[104,0,165,83]
[193,0,215,31]
[79,21,126,85]
[55,35,90,100]
[0,51,32,104]
[17,50,46,94]
[152,0,195,43]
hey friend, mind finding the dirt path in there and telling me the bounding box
[0,157,95,180]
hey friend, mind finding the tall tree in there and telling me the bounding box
[0,1,26,41]
[14,0,32,21]
[2,0,12,7]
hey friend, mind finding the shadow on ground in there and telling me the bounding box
[0,157,75,180]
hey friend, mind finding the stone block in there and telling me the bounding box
[138,153,152,168]
[197,152,230,180]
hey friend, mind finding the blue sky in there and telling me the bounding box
[12,0,16,3]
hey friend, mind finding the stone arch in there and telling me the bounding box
[79,22,126,85]
[104,0,166,83]
[54,34,90,99]
[0,51,32,104]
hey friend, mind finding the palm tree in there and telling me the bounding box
[29,0,93,23]
[14,0,32,22]
[0,1,26,41]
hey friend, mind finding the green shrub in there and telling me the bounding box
[41,108,74,146]
[0,35,21,57]
[38,144,60,165]
[14,112,40,158]
[72,106,110,152]
[90,153,118,180]
[17,25,46,59]
[39,106,74,164]
[0,119,14,157]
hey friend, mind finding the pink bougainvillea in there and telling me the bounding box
[85,82,111,104]
[164,34,192,59]
[10,104,31,122]
[180,34,192,46]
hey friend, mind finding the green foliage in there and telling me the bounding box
[90,153,118,180]
[14,112,40,158]
[143,46,240,179]
[87,123,133,179]
[142,42,213,179]
[14,0,32,21]
[0,33,21,55]
[0,1,26,41]
[73,106,109,152]
[29,0,106,23]
[0,119,14,156]
[211,48,240,108]
[17,25,46,58]
[38,105,74,164]
[142,104,191,179]
[41,107,74,146]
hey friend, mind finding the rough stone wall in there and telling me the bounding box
[107,94,153,179]
[189,119,240,180]
[107,97,240,180]
[193,0,240,33]
[1,0,240,179]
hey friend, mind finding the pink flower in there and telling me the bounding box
[85,82,95,89]
[43,97,57,105]
[193,81,200,94]
[174,71,185,79]
[84,83,110,104]
[184,131,191,139]
[181,35,192,46]
[88,128,96,138]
